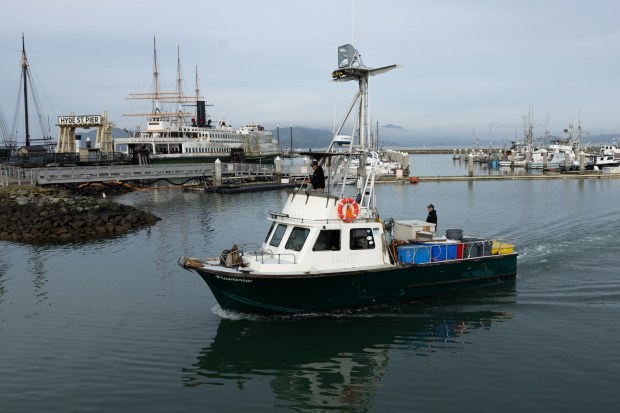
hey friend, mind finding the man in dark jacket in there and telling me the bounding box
[426,204,437,226]
[307,160,325,192]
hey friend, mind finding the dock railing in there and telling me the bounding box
[0,164,35,186]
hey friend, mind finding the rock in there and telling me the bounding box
[0,185,161,244]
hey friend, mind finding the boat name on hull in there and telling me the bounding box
[215,274,253,283]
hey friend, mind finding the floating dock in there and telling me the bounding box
[204,182,300,193]
[410,171,620,182]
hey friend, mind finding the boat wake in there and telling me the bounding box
[517,229,616,269]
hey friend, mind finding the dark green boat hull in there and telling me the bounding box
[194,253,518,315]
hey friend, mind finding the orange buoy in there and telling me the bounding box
[409,176,420,184]
[337,198,360,223]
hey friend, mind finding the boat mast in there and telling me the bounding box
[544,114,550,148]
[330,44,397,151]
[195,65,200,102]
[152,36,160,114]
[330,44,398,212]
[576,111,583,151]
[176,45,184,126]
[359,75,368,149]
[21,33,30,147]
[124,38,200,122]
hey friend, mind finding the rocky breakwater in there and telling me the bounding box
[0,186,160,244]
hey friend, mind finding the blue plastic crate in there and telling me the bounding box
[430,244,447,261]
[397,245,430,264]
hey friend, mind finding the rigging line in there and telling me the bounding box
[11,77,23,144]
[27,63,59,119]
[0,44,20,52]
[26,67,50,139]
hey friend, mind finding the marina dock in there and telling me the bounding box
[2,160,619,188]
[412,171,620,182]
[203,181,300,193]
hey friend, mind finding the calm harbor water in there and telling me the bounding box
[1,155,619,412]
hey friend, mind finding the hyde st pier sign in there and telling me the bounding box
[57,115,103,127]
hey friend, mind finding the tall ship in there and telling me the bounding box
[1,34,57,164]
[115,39,280,164]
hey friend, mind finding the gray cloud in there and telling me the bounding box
[1,0,619,146]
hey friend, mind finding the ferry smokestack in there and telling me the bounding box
[197,101,206,127]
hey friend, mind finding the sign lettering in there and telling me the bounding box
[57,115,103,126]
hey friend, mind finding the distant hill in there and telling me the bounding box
[383,124,408,132]
[271,125,416,149]
[74,125,618,150]
[271,126,332,150]
[75,127,130,140]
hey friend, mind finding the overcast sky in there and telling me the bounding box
[1,0,619,146]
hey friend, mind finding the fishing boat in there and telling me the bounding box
[179,44,518,315]
[115,38,280,164]
[586,144,620,170]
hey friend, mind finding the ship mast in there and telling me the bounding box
[195,65,200,102]
[152,36,160,114]
[21,34,30,147]
[124,37,202,120]
[176,45,183,125]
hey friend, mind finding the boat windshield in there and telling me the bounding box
[268,224,287,247]
[312,229,341,251]
[284,227,310,252]
[264,222,276,243]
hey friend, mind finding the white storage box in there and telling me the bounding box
[415,231,434,241]
[394,220,436,241]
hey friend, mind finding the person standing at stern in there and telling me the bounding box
[426,204,437,226]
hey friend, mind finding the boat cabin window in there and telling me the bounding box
[312,230,341,251]
[284,227,310,252]
[264,222,276,243]
[349,228,375,250]
[269,224,287,247]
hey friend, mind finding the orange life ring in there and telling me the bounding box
[337,198,359,223]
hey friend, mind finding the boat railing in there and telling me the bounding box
[395,239,515,265]
[267,211,377,225]
[239,244,298,264]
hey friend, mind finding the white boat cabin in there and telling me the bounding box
[242,190,391,275]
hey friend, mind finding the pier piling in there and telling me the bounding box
[214,159,222,186]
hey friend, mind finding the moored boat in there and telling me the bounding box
[115,38,280,164]
[586,144,620,170]
[179,44,517,315]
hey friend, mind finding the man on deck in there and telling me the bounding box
[307,160,325,192]
[426,204,438,227]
